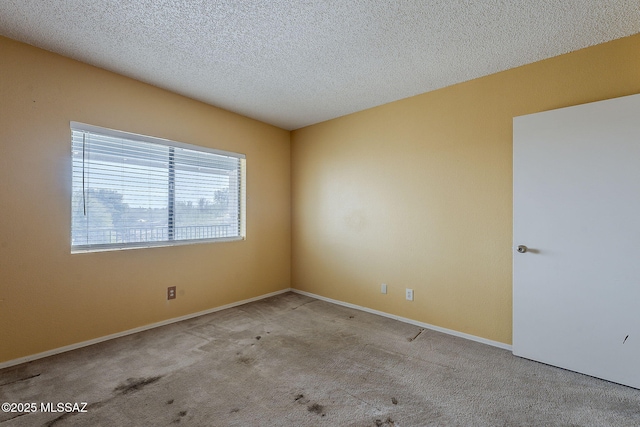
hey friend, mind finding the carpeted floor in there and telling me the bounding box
[1,292,639,426]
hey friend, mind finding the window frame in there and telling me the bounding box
[70,122,246,253]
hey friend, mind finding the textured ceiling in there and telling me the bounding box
[1,1,639,130]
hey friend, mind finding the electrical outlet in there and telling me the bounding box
[406,288,414,301]
[381,283,387,294]
[167,286,176,300]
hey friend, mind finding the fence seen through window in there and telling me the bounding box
[71,122,246,252]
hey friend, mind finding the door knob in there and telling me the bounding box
[517,245,528,253]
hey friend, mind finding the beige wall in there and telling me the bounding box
[0,36,291,363]
[291,34,640,345]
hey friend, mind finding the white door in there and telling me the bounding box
[513,93,640,389]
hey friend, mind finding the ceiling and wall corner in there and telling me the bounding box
[1,0,639,130]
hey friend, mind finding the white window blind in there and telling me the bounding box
[71,122,246,252]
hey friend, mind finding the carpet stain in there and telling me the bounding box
[292,300,315,310]
[408,328,425,342]
[44,412,73,427]
[294,394,310,404]
[166,399,174,405]
[0,373,41,387]
[374,417,396,426]
[391,397,398,405]
[256,336,262,340]
[2,413,27,422]
[230,408,240,413]
[237,356,254,365]
[43,393,118,426]
[307,403,325,416]
[43,403,103,427]
[114,376,162,395]
[171,410,188,424]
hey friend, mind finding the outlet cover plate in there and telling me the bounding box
[406,288,414,301]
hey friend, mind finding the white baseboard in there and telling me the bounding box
[291,289,512,351]
[0,288,292,370]
[1,287,511,370]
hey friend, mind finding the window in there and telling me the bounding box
[71,122,246,252]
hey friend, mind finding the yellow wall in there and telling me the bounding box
[0,36,291,363]
[291,34,640,345]
[2,32,640,363]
